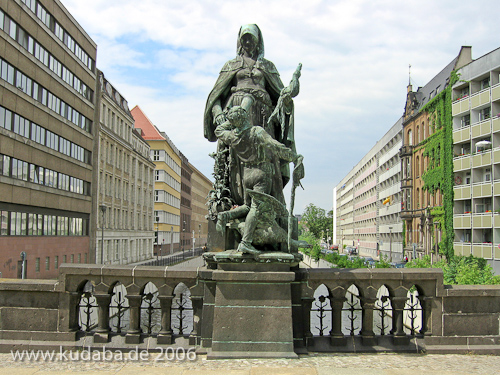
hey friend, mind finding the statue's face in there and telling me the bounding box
[241,33,258,56]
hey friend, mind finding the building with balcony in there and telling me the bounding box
[0,0,97,278]
[401,47,472,260]
[95,72,155,265]
[452,47,500,273]
[131,105,182,255]
[334,119,403,260]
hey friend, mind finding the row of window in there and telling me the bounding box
[0,8,94,102]
[102,103,132,143]
[154,210,181,226]
[20,0,95,72]
[0,154,91,196]
[155,170,181,191]
[181,196,191,208]
[154,190,181,209]
[152,150,181,176]
[0,56,92,133]
[100,206,152,231]
[0,105,91,164]
[34,253,87,272]
[102,139,154,184]
[0,210,89,236]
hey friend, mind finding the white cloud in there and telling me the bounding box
[62,0,500,212]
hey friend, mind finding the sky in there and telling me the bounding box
[63,0,500,215]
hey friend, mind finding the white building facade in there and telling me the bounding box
[95,72,155,265]
[335,119,404,261]
[452,47,500,273]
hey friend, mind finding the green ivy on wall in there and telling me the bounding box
[419,71,460,260]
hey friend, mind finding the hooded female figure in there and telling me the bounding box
[204,24,296,206]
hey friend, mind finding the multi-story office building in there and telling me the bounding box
[189,162,212,248]
[0,0,97,278]
[180,152,192,253]
[401,47,472,260]
[334,120,403,261]
[131,105,181,255]
[452,47,500,273]
[95,72,155,265]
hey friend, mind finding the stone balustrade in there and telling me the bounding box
[0,263,499,354]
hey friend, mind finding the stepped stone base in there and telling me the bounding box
[208,263,297,359]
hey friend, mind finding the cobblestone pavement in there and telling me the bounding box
[1,352,499,374]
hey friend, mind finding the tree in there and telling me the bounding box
[405,254,500,285]
[301,203,332,240]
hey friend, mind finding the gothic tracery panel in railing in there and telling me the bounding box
[374,285,393,335]
[342,284,362,336]
[310,284,331,336]
[109,282,129,334]
[404,286,423,335]
[171,282,193,336]
[141,282,161,334]
[78,280,97,332]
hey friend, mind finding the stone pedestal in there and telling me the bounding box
[207,263,298,359]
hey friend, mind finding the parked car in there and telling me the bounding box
[362,257,375,267]
[330,245,339,250]
[390,262,406,268]
[346,246,357,255]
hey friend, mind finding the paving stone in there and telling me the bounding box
[0,353,499,374]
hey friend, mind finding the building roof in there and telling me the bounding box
[404,46,472,121]
[131,105,165,140]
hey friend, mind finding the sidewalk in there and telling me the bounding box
[0,352,499,374]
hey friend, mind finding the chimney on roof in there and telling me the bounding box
[456,46,472,70]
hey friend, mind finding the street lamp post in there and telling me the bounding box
[341,228,344,253]
[155,217,159,262]
[170,226,173,255]
[182,221,186,260]
[99,204,107,264]
[389,226,393,263]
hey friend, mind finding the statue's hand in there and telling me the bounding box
[282,92,292,107]
[215,113,226,125]
[293,155,305,184]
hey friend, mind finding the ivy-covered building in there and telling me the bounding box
[452,47,500,273]
[400,47,472,261]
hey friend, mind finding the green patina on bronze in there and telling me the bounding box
[203,25,307,263]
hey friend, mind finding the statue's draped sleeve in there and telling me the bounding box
[204,59,241,142]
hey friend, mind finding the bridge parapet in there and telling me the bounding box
[0,265,499,355]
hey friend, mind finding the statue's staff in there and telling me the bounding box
[270,62,304,253]
[268,63,302,140]
[289,155,304,252]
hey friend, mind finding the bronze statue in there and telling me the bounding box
[214,106,302,254]
[204,24,298,205]
[204,25,306,259]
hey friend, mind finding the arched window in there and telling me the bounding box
[416,126,420,144]
[408,130,413,146]
[416,188,420,208]
[415,156,420,177]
